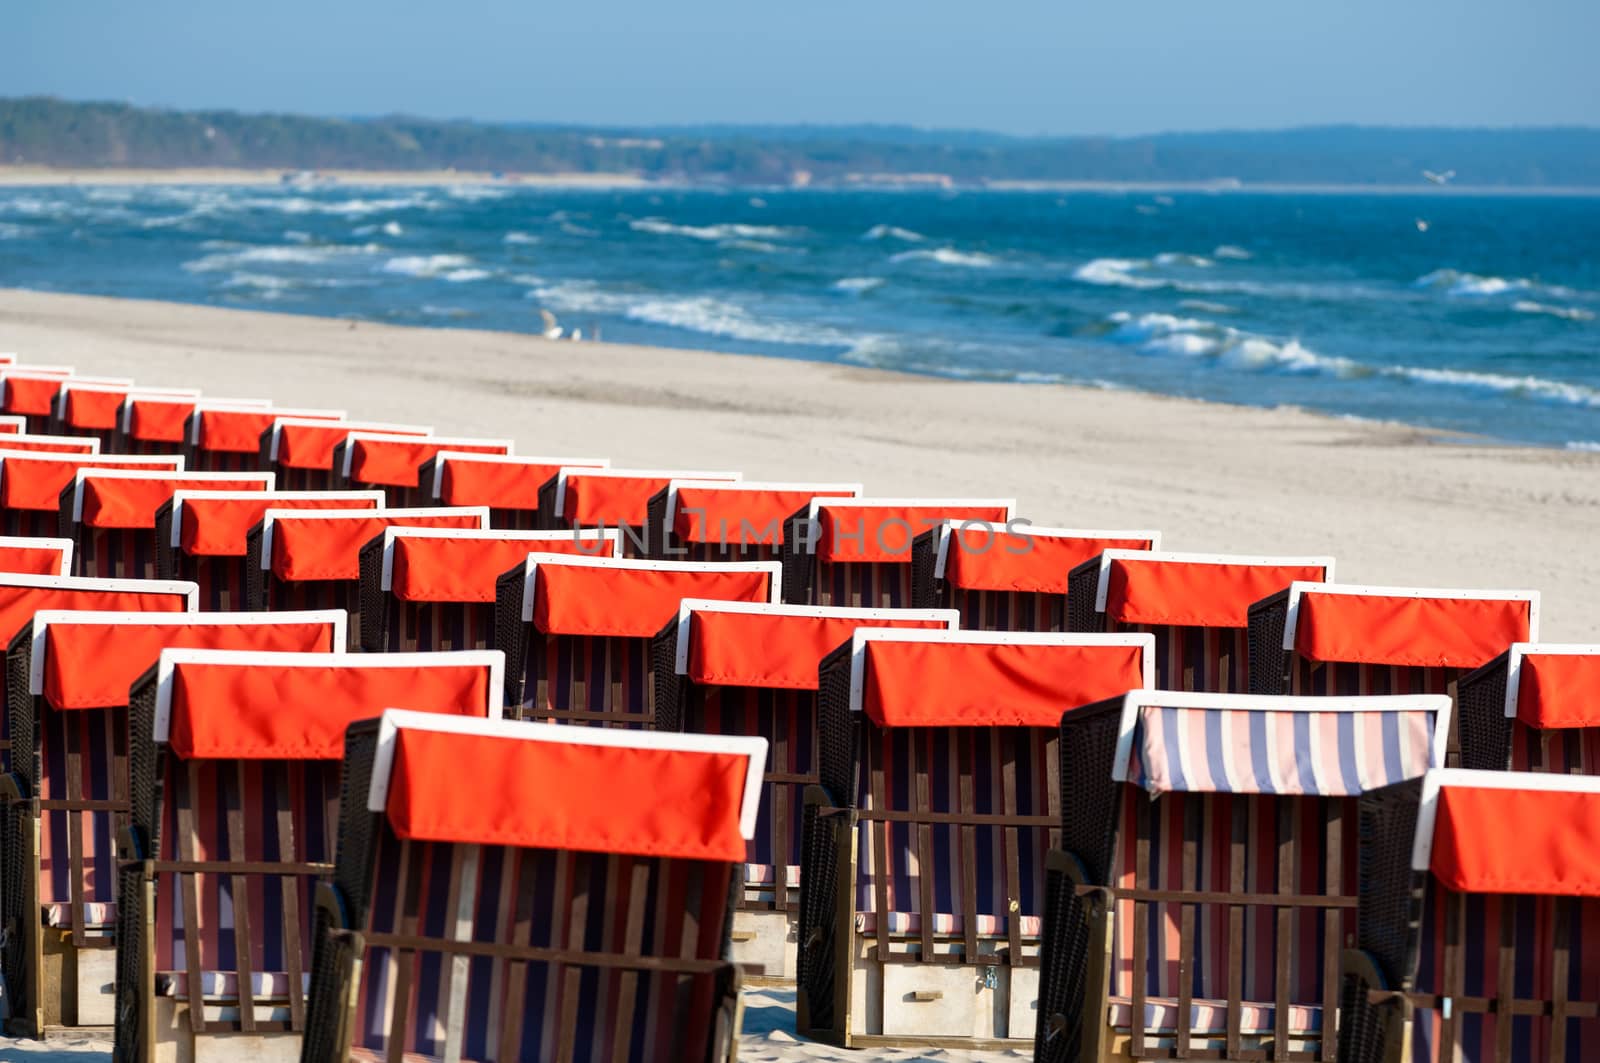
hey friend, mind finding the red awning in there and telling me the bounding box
[347,436,512,488]
[390,532,617,603]
[673,484,856,546]
[269,511,485,582]
[1,456,182,512]
[275,421,430,471]
[0,541,69,577]
[127,397,200,443]
[1430,781,1600,896]
[816,502,1011,563]
[1294,589,1533,669]
[532,561,774,638]
[686,607,952,689]
[199,408,341,454]
[1515,650,1600,729]
[1105,556,1330,628]
[80,475,270,530]
[860,636,1149,728]
[179,493,381,557]
[943,528,1156,594]
[437,456,603,509]
[0,579,191,645]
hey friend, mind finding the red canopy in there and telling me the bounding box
[529,558,777,638]
[1427,773,1600,897]
[1512,647,1600,729]
[814,500,1013,564]
[1292,585,1535,668]
[0,455,182,513]
[388,530,617,603]
[684,604,956,689]
[268,509,487,582]
[177,491,382,557]
[941,524,1158,594]
[77,473,272,530]
[435,454,606,510]
[345,434,513,488]
[671,482,861,546]
[1102,552,1333,628]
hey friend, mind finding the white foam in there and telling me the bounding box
[1513,300,1595,322]
[354,220,405,237]
[890,247,997,268]
[381,254,474,277]
[442,268,491,283]
[503,231,539,245]
[720,239,787,253]
[531,281,859,350]
[630,219,802,242]
[234,194,432,217]
[1213,245,1253,260]
[1154,252,1213,268]
[832,277,885,294]
[1073,257,1163,290]
[1567,441,1600,452]
[862,224,925,242]
[1412,268,1585,300]
[182,244,379,272]
[1178,299,1238,315]
[1099,309,1600,407]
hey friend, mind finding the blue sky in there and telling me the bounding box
[9,1,1597,135]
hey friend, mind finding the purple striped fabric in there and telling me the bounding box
[941,585,1067,634]
[813,559,911,609]
[1128,705,1438,796]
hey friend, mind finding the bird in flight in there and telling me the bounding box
[1422,169,1456,186]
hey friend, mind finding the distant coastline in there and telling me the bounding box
[4,96,1598,188]
[4,166,1600,196]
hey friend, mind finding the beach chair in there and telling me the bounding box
[1248,582,1537,762]
[421,452,608,531]
[1337,769,1600,1063]
[540,467,741,547]
[1034,689,1450,1063]
[782,497,1016,609]
[262,419,434,493]
[0,573,197,774]
[1069,550,1335,692]
[3,372,131,434]
[185,403,344,473]
[912,522,1160,632]
[645,479,863,563]
[358,526,618,654]
[654,600,958,980]
[48,384,200,454]
[249,507,489,647]
[62,469,274,580]
[114,648,504,1063]
[1455,643,1600,772]
[0,452,182,539]
[795,628,1154,1048]
[330,432,515,507]
[497,554,780,726]
[299,710,764,1063]
[0,610,344,1035]
[121,395,268,457]
[0,536,72,577]
[157,491,385,612]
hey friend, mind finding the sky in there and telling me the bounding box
[8,1,1598,135]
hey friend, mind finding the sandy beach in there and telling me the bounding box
[0,286,1596,1059]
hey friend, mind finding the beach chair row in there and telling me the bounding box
[3,358,1597,1062]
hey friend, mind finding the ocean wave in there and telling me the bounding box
[1213,245,1252,260]
[832,277,885,294]
[443,268,491,283]
[1100,310,1600,406]
[183,243,380,272]
[222,272,300,292]
[1413,268,1586,301]
[381,254,475,277]
[889,247,997,268]
[1567,441,1600,452]
[0,221,32,240]
[1073,257,1164,289]
[530,281,859,348]
[862,224,925,242]
[232,194,433,217]
[353,220,404,237]
[503,231,539,245]
[1178,299,1238,314]
[719,239,787,253]
[1154,252,1213,268]
[1513,300,1595,322]
[629,218,803,242]
[446,185,509,201]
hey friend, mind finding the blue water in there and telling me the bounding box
[2,183,1597,447]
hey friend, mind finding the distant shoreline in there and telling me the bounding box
[2,166,1599,195]
[0,166,651,187]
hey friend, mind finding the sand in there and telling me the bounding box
[0,286,1596,1059]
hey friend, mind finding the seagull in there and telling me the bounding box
[538,309,563,340]
[1422,169,1456,186]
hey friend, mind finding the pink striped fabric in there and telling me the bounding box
[1127,705,1439,796]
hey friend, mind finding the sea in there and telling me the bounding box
[1,182,1597,448]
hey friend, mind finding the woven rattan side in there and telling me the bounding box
[114,667,165,1063]
[779,505,814,605]
[244,524,267,610]
[328,442,353,492]
[649,620,684,733]
[535,479,560,531]
[1455,653,1512,770]
[644,487,671,560]
[493,566,527,710]
[1247,589,1292,695]
[909,529,938,610]
[1338,777,1427,1063]
[1066,559,1104,634]
[356,534,387,653]
[153,501,177,581]
[7,624,36,787]
[301,720,383,1063]
[0,626,33,1020]
[55,482,75,546]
